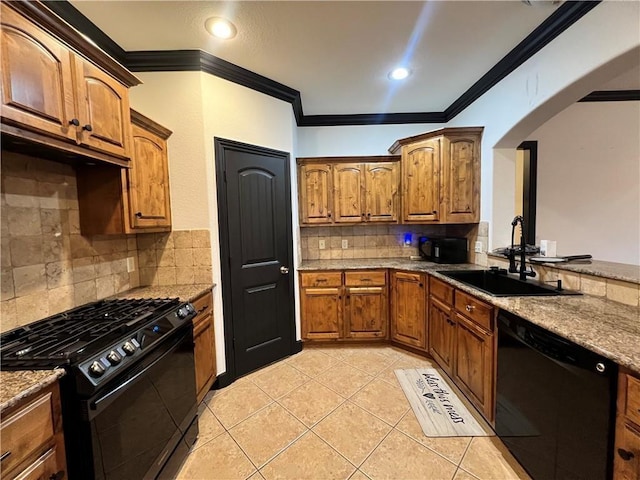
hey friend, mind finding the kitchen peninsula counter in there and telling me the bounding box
[299,258,640,374]
[0,369,65,414]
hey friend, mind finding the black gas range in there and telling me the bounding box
[1,297,199,480]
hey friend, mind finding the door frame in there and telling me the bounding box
[214,137,297,386]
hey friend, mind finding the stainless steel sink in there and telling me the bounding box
[437,269,582,297]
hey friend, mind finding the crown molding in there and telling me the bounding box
[579,90,640,102]
[47,0,603,127]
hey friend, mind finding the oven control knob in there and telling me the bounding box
[88,361,106,378]
[122,341,136,356]
[177,307,188,319]
[107,350,122,365]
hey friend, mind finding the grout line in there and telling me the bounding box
[304,429,360,473]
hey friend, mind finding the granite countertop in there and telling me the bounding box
[113,283,215,303]
[488,252,640,285]
[0,370,65,414]
[299,258,640,374]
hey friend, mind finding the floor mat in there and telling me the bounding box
[395,368,494,437]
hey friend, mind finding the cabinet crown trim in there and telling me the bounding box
[297,155,400,165]
[388,126,484,154]
[131,110,172,139]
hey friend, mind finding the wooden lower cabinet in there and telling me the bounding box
[390,270,426,350]
[0,382,66,480]
[453,313,495,422]
[300,270,387,341]
[345,286,387,339]
[192,290,216,404]
[615,371,640,479]
[428,296,456,376]
[300,286,343,340]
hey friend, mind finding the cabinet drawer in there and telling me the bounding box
[1,393,55,474]
[626,374,640,426]
[192,290,213,316]
[455,290,493,331]
[430,277,454,305]
[344,270,386,286]
[301,272,342,287]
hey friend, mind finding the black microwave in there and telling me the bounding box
[418,237,468,264]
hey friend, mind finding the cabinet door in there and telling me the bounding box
[454,313,495,422]
[402,138,440,223]
[364,162,399,223]
[614,420,640,480]
[193,312,216,404]
[441,135,480,223]
[390,271,426,349]
[333,163,364,223]
[13,447,61,480]
[0,4,77,142]
[299,164,333,224]
[345,286,387,339]
[301,287,342,339]
[74,57,131,159]
[127,123,172,230]
[428,296,455,376]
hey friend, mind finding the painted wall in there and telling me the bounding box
[129,71,297,375]
[297,1,640,253]
[530,101,640,265]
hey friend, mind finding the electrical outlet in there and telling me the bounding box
[319,239,326,250]
[341,239,348,249]
[474,241,483,253]
[126,256,136,272]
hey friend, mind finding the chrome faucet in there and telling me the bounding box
[507,215,536,281]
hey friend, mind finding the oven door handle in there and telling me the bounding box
[87,329,191,419]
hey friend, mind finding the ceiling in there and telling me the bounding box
[68,1,638,118]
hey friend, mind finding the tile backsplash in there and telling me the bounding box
[1,152,140,331]
[1,151,214,332]
[300,223,480,261]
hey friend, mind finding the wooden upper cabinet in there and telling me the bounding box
[127,112,172,230]
[74,57,132,159]
[334,163,364,223]
[441,134,481,223]
[299,163,333,224]
[77,110,172,235]
[297,156,400,225]
[0,4,77,142]
[0,2,140,167]
[402,138,440,223]
[365,162,399,223]
[390,270,427,350]
[390,127,483,224]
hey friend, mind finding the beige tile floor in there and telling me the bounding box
[168,345,530,480]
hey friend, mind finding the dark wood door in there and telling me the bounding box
[216,138,295,378]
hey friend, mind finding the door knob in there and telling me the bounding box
[280,266,290,274]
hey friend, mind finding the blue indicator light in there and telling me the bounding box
[404,233,412,245]
[152,325,160,333]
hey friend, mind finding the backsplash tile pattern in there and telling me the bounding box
[1,152,140,332]
[300,224,479,261]
[136,230,213,287]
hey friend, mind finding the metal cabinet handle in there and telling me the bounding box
[69,118,80,126]
[316,278,327,283]
[280,266,289,274]
[465,305,475,312]
[0,451,11,462]
[83,124,93,132]
[135,212,143,218]
[617,448,635,461]
[49,471,65,480]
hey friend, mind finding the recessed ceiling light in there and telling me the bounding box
[389,67,411,80]
[205,17,237,39]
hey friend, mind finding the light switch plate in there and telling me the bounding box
[319,239,326,250]
[474,241,483,253]
[342,239,348,249]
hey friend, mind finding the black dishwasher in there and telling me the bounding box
[496,309,617,480]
